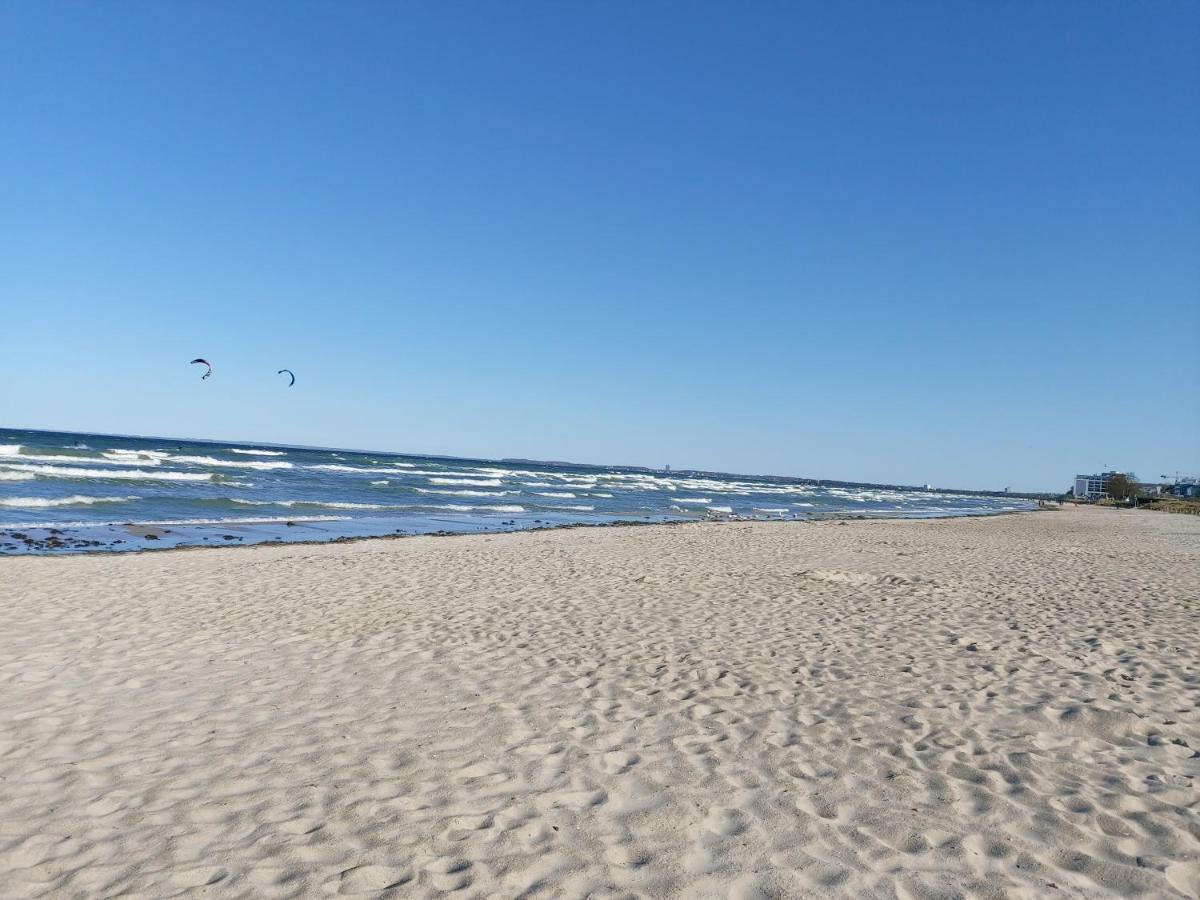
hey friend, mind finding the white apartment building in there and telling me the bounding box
[1074,472,1119,500]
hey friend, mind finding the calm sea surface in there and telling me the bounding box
[0,428,1032,553]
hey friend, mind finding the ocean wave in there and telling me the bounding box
[674,498,713,505]
[105,449,171,460]
[0,471,35,481]
[521,481,555,487]
[229,448,287,456]
[230,499,390,510]
[546,505,594,512]
[428,477,503,487]
[753,507,789,515]
[590,492,614,498]
[0,446,162,467]
[308,464,415,475]
[0,464,214,482]
[229,501,528,514]
[416,488,514,497]
[169,455,294,470]
[370,480,389,486]
[306,501,395,510]
[0,495,140,508]
[0,515,357,529]
[707,506,734,514]
[534,491,576,499]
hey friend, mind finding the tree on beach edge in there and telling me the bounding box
[1107,473,1139,503]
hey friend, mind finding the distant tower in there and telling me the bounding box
[664,464,671,474]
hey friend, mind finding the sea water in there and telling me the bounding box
[0,428,1032,554]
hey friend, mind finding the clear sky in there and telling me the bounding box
[3,2,1197,491]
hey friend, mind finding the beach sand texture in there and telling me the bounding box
[1,507,1198,898]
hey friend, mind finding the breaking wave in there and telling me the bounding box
[416,488,513,497]
[0,495,140,508]
[169,455,293,470]
[308,464,415,475]
[0,464,214,482]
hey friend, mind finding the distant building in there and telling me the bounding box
[1074,471,1122,501]
[1173,480,1199,499]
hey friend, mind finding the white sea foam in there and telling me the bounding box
[105,449,171,460]
[674,498,713,505]
[1,446,161,467]
[308,464,415,475]
[0,495,140,508]
[0,464,213,482]
[233,498,530,513]
[169,455,294,470]
[707,506,734,514]
[590,492,614,498]
[416,488,513,497]
[309,501,394,510]
[794,502,815,507]
[231,499,390,510]
[753,507,789,515]
[229,448,287,456]
[534,491,576,499]
[0,472,34,481]
[548,505,594,512]
[370,480,389,486]
[428,477,503,487]
[38,454,162,467]
[521,482,555,487]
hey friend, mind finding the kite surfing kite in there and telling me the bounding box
[190,358,213,380]
[277,368,295,386]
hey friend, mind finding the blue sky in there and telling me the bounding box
[3,2,1196,491]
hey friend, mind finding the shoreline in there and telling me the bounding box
[0,505,1040,557]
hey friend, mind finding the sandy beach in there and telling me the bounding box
[1,506,1197,898]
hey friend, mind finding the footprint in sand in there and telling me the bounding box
[603,750,639,774]
[170,866,229,888]
[326,864,413,894]
[425,857,473,891]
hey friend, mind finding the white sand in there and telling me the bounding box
[1,506,1198,898]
